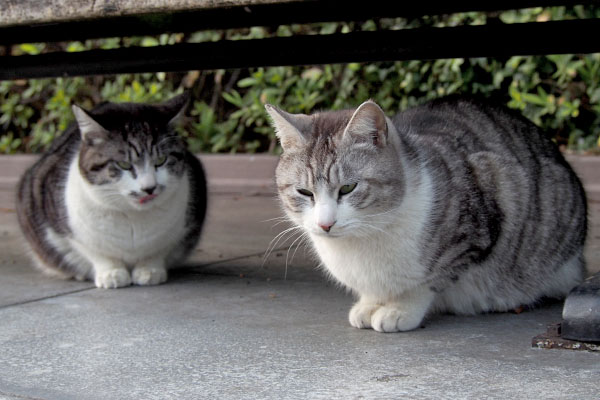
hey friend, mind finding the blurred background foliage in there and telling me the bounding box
[1,5,599,154]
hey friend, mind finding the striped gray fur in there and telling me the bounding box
[397,98,586,296]
[267,95,587,332]
[17,93,207,287]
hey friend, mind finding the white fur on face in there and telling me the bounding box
[308,183,337,236]
[293,176,390,239]
[300,188,365,238]
[90,157,181,211]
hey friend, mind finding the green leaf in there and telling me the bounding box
[141,37,159,47]
[20,43,41,55]
[222,90,243,107]
[66,42,86,52]
[237,77,257,88]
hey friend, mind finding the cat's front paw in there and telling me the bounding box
[349,302,381,329]
[371,305,422,332]
[94,268,132,289]
[132,265,167,286]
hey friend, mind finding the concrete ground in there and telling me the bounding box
[0,154,599,400]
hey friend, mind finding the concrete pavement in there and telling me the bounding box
[0,154,599,400]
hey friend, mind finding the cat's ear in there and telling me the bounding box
[265,104,312,151]
[162,91,191,127]
[343,100,388,148]
[72,105,109,146]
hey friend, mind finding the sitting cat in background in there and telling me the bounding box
[266,96,587,332]
[17,93,207,289]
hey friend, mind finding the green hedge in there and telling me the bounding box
[1,6,599,154]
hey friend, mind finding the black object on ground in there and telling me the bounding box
[561,271,600,343]
[533,272,600,351]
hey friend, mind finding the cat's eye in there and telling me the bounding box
[116,161,133,170]
[339,183,357,196]
[155,155,168,167]
[297,188,313,197]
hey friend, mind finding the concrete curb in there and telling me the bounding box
[0,153,598,195]
[565,155,600,197]
[0,153,280,195]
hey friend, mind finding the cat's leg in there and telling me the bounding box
[92,257,131,289]
[349,296,381,329]
[67,238,131,288]
[370,285,436,332]
[132,258,167,286]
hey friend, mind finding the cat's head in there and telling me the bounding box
[266,100,405,238]
[72,92,190,210]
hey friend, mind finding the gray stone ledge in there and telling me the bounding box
[0,0,293,27]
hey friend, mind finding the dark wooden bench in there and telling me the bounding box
[1,0,599,80]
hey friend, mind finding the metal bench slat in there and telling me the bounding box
[2,19,599,80]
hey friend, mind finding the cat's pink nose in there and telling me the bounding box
[318,221,335,232]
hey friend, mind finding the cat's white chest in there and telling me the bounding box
[312,220,428,300]
[64,159,189,265]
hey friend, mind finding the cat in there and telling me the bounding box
[266,95,587,332]
[17,92,207,289]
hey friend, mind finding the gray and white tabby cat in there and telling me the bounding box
[266,96,587,332]
[17,93,206,289]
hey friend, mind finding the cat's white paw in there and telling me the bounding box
[349,302,381,329]
[94,268,132,289]
[371,305,422,332]
[132,265,167,286]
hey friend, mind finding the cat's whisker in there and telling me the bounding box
[261,216,289,223]
[284,231,309,279]
[363,224,393,237]
[289,232,309,262]
[270,219,293,229]
[353,213,416,231]
[358,208,397,219]
[262,234,298,269]
[262,215,295,230]
[340,219,394,238]
[262,226,303,266]
[265,226,301,252]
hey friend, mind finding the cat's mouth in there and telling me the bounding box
[139,194,157,204]
[311,229,344,238]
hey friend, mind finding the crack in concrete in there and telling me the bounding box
[0,287,95,311]
[195,246,293,268]
[0,389,48,400]
[0,247,299,311]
